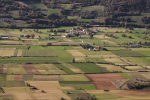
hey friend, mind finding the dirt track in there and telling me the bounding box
[22,40,32,43]
[22,64,40,74]
[85,73,127,90]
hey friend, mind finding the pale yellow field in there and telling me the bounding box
[104,58,128,65]
[33,75,63,81]
[33,64,50,74]
[125,66,146,71]
[0,50,15,56]
[62,63,82,73]
[43,64,66,74]
[17,50,22,56]
[3,87,33,93]
[87,54,118,58]
[66,50,86,57]
[97,64,131,72]
[61,74,89,81]
[75,57,87,62]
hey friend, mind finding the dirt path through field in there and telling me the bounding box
[119,57,134,65]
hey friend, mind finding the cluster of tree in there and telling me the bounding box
[47,29,66,32]
[41,0,61,9]
[81,10,98,19]
[105,33,115,38]
[121,34,132,38]
[141,16,150,24]
[127,79,150,89]
[138,36,150,40]
[25,34,35,39]
[59,9,72,15]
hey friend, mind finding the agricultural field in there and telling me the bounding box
[103,58,128,65]
[111,49,147,57]
[66,50,86,57]
[71,63,109,73]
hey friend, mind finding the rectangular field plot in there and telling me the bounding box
[17,50,22,56]
[104,58,128,65]
[0,81,25,87]
[71,63,109,73]
[85,73,127,90]
[105,47,126,50]
[0,74,6,81]
[43,64,66,74]
[53,46,74,50]
[66,50,86,57]
[14,75,23,81]
[86,58,108,63]
[61,74,89,81]
[87,54,118,58]
[75,57,87,62]
[54,64,74,74]
[3,87,32,93]
[22,50,56,57]
[125,66,146,71]
[62,63,82,73]
[33,75,64,81]
[123,57,150,65]
[23,75,33,81]
[33,64,50,74]
[6,64,27,74]
[6,75,14,81]
[21,64,41,74]
[111,49,146,57]
[97,64,131,72]
[0,50,15,56]
[131,48,150,56]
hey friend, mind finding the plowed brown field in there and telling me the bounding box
[85,73,126,90]
[14,75,23,81]
[21,64,40,74]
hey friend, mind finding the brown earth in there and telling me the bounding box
[110,90,150,98]
[0,65,3,73]
[85,73,127,90]
[0,93,12,96]
[22,40,32,43]
[21,64,40,74]
[14,75,23,81]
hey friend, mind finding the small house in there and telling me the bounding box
[130,44,141,48]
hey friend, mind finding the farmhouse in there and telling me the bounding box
[0,35,9,40]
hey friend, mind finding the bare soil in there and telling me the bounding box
[14,75,23,81]
[85,73,127,90]
[21,64,40,74]
[22,40,32,43]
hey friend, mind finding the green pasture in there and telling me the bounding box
[123,57,150,65]
[29,45,42,50]
[90,93,123,100]
[71,63,109,73]
[53,64,74,74]
[111,49,146,57]
[47,8,59,13]
[118,73,133,79]
[80,18,91,22]
[0,57,59,64]
[0,74,6,81]
[22,50,56,57]
[67,16,78,19]
[85,58,108,63]
[105,47,126,50]
[53,46,74,50]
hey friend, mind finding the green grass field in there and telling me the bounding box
[118,73,133,79]
[71,63,109,73]
[30,3,47,10]
[0,81,25,87]
[0,74,6,81]
[123,57,150,65]
[85,58,108,63]
[111,49,146,57]
[53,64,74,74]
[53,46,74,50]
